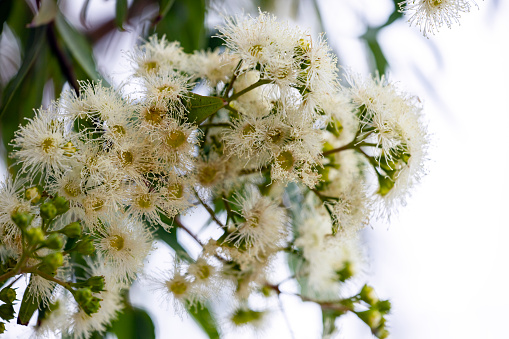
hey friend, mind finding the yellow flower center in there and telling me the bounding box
[109,235,125,251]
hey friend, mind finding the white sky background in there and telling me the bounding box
[3,0,509,338]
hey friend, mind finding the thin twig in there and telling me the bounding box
[193,189,225,228]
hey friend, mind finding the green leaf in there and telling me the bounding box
[361,28,388,75]
[0,25,46,118]
[109,307,156,339]
[158,0,176,18]
[153,0,206,53]
[187,93,226,124]
[17,280,39,325]
[54,14,103,82]
[115,0,128,31]
[28,0,57,27]
[188,302,220,339]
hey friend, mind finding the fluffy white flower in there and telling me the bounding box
[400,0,474,37]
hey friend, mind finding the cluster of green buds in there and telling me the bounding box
[354,285,392,338]
[0,188,108,325]
[0,286,17,333]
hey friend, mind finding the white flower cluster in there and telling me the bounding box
[0,11,429,338]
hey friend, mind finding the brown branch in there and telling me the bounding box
[47,22,80,95]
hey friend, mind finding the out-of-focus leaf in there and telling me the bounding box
[109,306,156,339]
[0,0,14,35]
[154,214,193,261]
[0,25,46,118]
[188,302,220,339]
[154,0,206,52]
[28,0,57,28]
[361,28,388,75]
[115,0,128,31]
[158,0,176,18]
[187,93,226,124]
[17,280,39,325]
[54,14,102,82]
[321,308,343,338]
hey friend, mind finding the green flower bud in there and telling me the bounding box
[52,196,70,215]
[44,234,64,250]
[375,328,390,339]
[360,285,379,305]
[26,227,45,245]
[0,304,14,321]
[40,202,57,220]
[59,222,82,238]
[231,308,265,326]
[356,309,382,329]
[42,252,64,272]
[74,288,101,315]
[86,276,106,293]
[376,300,391,314]
[25,186,42,203]
[73,238,95,255]
[0,287,16,304]
[11,211,34,229]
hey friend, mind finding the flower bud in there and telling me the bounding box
[0,288,16,304]
[26,227,45,245]
[356,309,382,330]
[59,222,82,238]
[44,234,64,250]
[86,276,106,293]
[52,196,70,215]
[376,300,391,314]
[360,285,379,305]
[25,186,42,204]
[74,288,101,315]
[42,252,64,272]
[73,238,95,255]
[11,211,34,229]
[40,202,57,220]
[0,304,14,321]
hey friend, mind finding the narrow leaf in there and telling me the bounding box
[0,25,46,118]
[17,281,39,325]
[115,0,128,31]
[188,302,220,339]
[109,307,156,339]
[54,14,103,82]
[187,93,226,124]
[28,0,57,27]
[159,0,176,17]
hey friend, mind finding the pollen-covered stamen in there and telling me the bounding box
[41,137,57,153]
[167,183,184,200]
[276,151,294,171]
[118,150,134,167]
[164,130,186,149]
[143,106,165,126]
[249,44,263,57]
[135,193,153,210]
[108,235,125,251]
[63,182,81,198]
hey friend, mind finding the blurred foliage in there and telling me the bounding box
[0,0,408,337]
